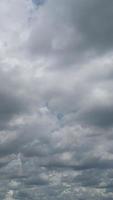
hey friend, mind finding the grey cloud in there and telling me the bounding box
[0,159,12,169]
[76,102,113,128]
[0,0,113,199]
[25,176,49,186]
[41,157,113,171]
[74,170,102,188]
[75,0,113,53]
[32,0,46,7]
[0,68,30,131]
[26,0,113,66]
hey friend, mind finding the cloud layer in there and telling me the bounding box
[0,0,113,199]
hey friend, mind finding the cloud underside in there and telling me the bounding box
[0,0,113,199]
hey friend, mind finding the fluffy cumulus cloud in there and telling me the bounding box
[0,0,113,199]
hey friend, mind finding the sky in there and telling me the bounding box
[0,0,113,199]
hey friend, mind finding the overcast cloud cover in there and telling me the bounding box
[0,0,113,199]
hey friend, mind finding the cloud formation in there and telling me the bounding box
[0,0,113,199]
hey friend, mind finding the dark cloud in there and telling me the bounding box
[25,176,49,186]
[76,103,113,128]
[41,157,113,171]
[0,68,29,131]
[74,170,102,188]
[75,0,113,53]
[27,0,113,66]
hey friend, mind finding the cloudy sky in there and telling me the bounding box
[0,0,113,199]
